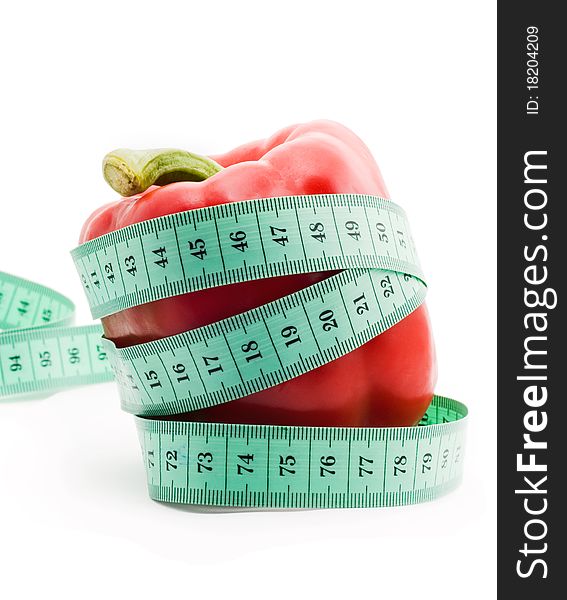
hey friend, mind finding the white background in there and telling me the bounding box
[0,1,496,598]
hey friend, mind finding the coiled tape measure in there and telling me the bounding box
[0,194,467,508]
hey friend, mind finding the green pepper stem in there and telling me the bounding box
[103,148,223,196]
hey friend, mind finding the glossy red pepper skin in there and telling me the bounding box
[80,121,437,427]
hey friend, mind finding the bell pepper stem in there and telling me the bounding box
[103,148,223,196]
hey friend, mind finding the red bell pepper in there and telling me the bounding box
[80,120,436,427]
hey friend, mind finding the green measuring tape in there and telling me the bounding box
[0,272,112,397]
[137,399,466,508]
[1,194,467,508]
[71,194,424,318]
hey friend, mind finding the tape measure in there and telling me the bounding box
[0,271,112,397]
[1,194,468,508]
[137,398,466,508]
[71,194,424,318]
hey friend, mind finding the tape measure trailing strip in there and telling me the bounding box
[1,195,469,508]
[137,396,467,508]
[71,194,424,319]
[0,271,75,330]
[0,272,113,398]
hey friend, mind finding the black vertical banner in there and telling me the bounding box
[498,3,565,597]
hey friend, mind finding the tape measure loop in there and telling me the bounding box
[71,194,425,319]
